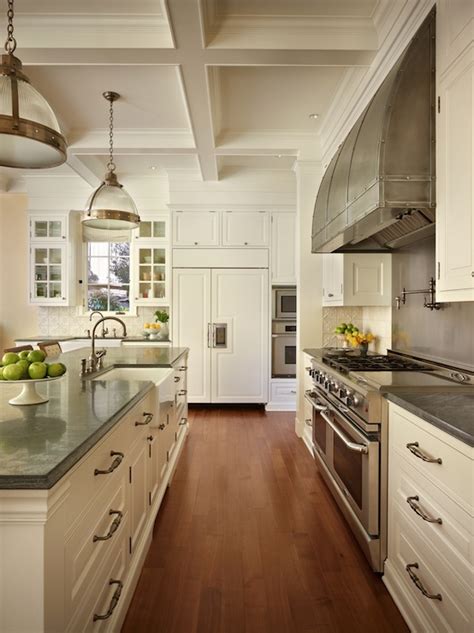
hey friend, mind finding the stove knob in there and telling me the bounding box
[351,393,361,407]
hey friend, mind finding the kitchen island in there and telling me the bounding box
[0,345,189,633]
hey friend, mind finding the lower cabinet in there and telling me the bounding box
[383,402,473,633]
[0,355,189,633]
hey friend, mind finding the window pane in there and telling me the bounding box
[110,286,129,311]
[110,257,130,285]
[87,242,130,312]
[34,265,47,281]
[88,257,109,285]
[50,265,62,281]
[139,248,152,264]
[50,248,62,264]
[35,282,47,298]
[110,242,129,258]
[34,221,47,238]
[35,248,48,264]
[49,283,62,299]
[88,288,109,312]
[153,249,166,264]
[88,242,109,257]
[153,221,165,238]
[49,221,62,238]
[139,221,152,238]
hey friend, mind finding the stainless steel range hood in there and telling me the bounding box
[312,11,435,253]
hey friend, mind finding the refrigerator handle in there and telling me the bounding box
[207,323,213,348]
[213,323,227,348]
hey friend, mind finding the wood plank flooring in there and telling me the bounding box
[122,407,408,633]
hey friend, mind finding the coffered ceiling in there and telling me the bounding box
[1,0,422,190]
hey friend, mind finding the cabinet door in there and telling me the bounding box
[271,213,296,284]
[134,215,168,242]
[172,269,211,402]
[210,268,269,403]
[436,48,474,302]
[322,254,343,306]
[343,254,391,306]
[437,0,474,78]
[30,216,66,241]
[134,245,169,305]
[146,434,160,509]
[173,210,219,247]
[221,210,269,247]
[129,439,148,554]
[30,244,67,305]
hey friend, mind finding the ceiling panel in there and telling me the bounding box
[16,0,163,15]
[217,0,378,17]
[218,66,348,132]
[218,155,296,170]
[25,66,190,131]
[79,154,199,177]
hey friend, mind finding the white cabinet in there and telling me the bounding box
[173,210,219,247]
[133,244,170,305]
[172,268,269,403]
[133,214,168,242]
[322,253,391,307]
[29,212,78,306]
[221,210,269,247]
[383,402,474,633]
[271,212,296,284]
[436,2,474,302]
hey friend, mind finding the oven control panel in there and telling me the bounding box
[307,365,365,412]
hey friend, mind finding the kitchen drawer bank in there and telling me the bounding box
[0,351,189,633]
[383,402,474,633]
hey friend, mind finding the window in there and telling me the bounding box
[87,242,130,312]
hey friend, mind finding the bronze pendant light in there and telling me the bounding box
[82,91,140,231]
[0,0,67,168]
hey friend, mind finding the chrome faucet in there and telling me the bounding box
[87,316,127,373]
[89,310,108,337]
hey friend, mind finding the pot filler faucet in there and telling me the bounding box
[81,316,127,375]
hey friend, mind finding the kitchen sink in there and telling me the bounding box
[92,367,173,385]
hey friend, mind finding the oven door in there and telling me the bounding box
[272,334,296,377]
[306,390,379,537]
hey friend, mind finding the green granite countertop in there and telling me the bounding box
[0,346,188,490]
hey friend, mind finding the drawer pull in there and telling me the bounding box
[135,412,153,426]
[174,376,180,383]
[179,366,187,372]
[93,510,123,542]
[405,563,442,601]
[179,417,188,425]
[94,451,124,476]
[305,418,312,426]
[93,579,123,621]
[178,389,187,396]
[158,423,166,430]
[406,496,442,524]
[406,442,442,464]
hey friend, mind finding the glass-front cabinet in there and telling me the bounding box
[30,244,67,304]
[133,215,168,242]
[30,216,66,241]
[134,245,170,305]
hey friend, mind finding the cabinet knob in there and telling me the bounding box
[194,241,198,245]
[328,293,334,297]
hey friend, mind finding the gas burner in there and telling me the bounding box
[322,353,433,373]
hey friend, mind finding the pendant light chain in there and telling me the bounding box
[4,0,17,54]
[107,97,116,173]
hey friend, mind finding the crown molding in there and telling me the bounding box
[11,14,173,49]
[69,128,196,152]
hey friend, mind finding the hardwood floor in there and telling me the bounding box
[122,407,408,633]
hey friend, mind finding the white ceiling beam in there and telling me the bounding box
[66,155,101,188]
[68,129,196,153]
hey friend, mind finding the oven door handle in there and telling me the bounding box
[320,410,368,454]
[304,391,328,412]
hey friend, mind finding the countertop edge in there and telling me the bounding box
[384,393,474,447]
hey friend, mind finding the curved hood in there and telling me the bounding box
[312,11,435,253]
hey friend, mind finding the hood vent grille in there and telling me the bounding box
[312,10,435,253]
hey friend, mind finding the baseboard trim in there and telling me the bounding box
[265,402,296,411]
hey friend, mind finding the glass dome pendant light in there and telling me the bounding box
[0,0,67,168]
[82,91,140,230]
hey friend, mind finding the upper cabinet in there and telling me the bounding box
[221,210,269,247]
[29,212,77,306]
[173,210,219,247]
[133,215,168,242]
[322,253,391,307]
[271,212,296,285]
[436,0,474,302]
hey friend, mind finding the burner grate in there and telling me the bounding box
[322,354,433,373]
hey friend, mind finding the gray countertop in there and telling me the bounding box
[385,392,474,447]
[15,335,171,343]
[0,346,188,490]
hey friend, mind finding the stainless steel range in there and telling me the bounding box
[304,348,473,572]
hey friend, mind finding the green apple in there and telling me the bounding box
[0,367,5,380]
[27,350,46,363]
[28,362,48,380]
[16,359,31,379]
[47,362,66,378]
[18,350,30,360]
[2,352,20,366]
[3,364,24,381]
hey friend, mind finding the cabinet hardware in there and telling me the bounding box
[305,366,311,371]
[406,496,442,524]
[179,418,188,425]
[93,580,123,621]
[149,491,152,506]
[174,376,180,383]
[178,366,187,371]
[129,537,132,554]
[328,293,334,297]
[94,451,124,476]
[178,389,187,396]
[135,412,153,426]
[194,241,198,245]
[437,96,440,113]
[290,390,296,394]
[305,418,312,426]
[129,466,132,484]
[92,510,123,542]
[166,450,170,462]
[437,261,440,280]
[158,423,166,430]
[147,435,153,442]
[406,442,442,464]
[244,241,248,246]
[406,563,442,601]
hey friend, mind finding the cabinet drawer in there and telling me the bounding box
[390,404,473,511]
[270,380,297,402]
[67,527,128,632]
[390,452,473,574]
[64,474,127,617]
[388,503,473,633]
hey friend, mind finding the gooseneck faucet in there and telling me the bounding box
[87,316,127,373]
[89,310,108,337]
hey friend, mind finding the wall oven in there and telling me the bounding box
[272,321,296,377]
[305,388,381,568]
[273,287,296,320]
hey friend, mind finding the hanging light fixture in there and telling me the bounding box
[0,0,67,168]
[82,91,140,230]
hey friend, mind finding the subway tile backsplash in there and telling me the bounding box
[37,306,167,338]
